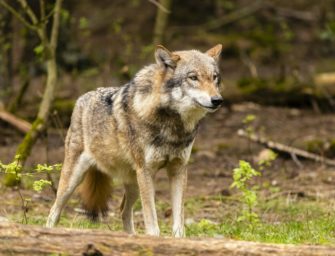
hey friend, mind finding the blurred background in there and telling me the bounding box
[1,0,335,241]
[1,0,334,118]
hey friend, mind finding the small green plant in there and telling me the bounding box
[0,156,61,223]
[186,219,220,237]
[34,163,62,192]
[231,160,260,226]
[0,154,23,179]
[242,114,256,124]
[257,149,277,170]
[0,157,61,192]
[242,114,256,135]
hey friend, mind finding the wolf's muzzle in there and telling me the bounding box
[211,96,223,108]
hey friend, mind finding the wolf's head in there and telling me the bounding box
[155,44,223,115]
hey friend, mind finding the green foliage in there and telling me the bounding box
[0,154,22,178]
[320,21,335,42]
[242,114,256,124]
[231,160,260,226]
[0,155,61,192]
[242,114,256,135]
[34,44,44,56]
[186,219,221,237]
[61,9,70,23]
[33,179,52,192]
[258,150,277,170]
[79,17,89,30]
[35,163,62,173]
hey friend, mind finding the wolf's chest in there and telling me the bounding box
[143,138,194,170]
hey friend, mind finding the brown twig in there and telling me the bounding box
[0,110,31,133]
[16,188,28,224]
[237,129,335,167]
[0,0,36,30]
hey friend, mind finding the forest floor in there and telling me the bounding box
[1,103,335,244]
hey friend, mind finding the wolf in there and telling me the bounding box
[46,44,223,237]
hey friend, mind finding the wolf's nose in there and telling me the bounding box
[211,96,223,107]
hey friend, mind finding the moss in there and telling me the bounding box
[16,118,44,161]
[4,118,44,186]
[305,139,325,154]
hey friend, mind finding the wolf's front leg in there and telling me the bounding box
[136,168,160,236]
[121,183,139,234]
[168,166,187,238]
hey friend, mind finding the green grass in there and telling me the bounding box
[184,197,335,245]
[6,194,335,245]
[10,211,123,231]
[186,217,335,244]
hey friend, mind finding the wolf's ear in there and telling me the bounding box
[206,44,222,62]
[155,45,180,69]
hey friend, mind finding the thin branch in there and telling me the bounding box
[39,0,46,22]
[49,0,63,51]
[0,110,32,133]
[206,0,265,30]
[17,0,38,25]
[237,129,335,167]
[15,0,46,41]
[0,0,36,31]
[148,0,170,13]
[42,9,55,24]
[240,51,258,78]
[16,188,28,224]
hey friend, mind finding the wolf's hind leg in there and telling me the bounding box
[120,182,139,234]
[46,152,93,227]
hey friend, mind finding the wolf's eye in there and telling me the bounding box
[213,74,218,81]
[189,75,198,81]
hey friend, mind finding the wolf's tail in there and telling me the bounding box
[78,167,112,221]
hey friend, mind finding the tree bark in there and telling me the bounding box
[153,0,172,45]
[0,223,334,256]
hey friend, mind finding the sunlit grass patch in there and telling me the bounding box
[9,211,123,231]
[185,197,335,245]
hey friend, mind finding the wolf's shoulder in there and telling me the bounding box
[76,87,120,106]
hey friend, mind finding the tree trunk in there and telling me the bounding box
[153,0,172,45]
[0,222,334,256]
[4,0,63,186]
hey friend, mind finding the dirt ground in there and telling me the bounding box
[1,103,335,230]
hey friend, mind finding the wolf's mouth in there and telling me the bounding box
[193,99,218,111]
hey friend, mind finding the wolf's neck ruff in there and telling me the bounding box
[100,65,201,150]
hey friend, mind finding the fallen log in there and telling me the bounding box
[0,109,31,133]
[0,222,335,255]
[237,129,335,166]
